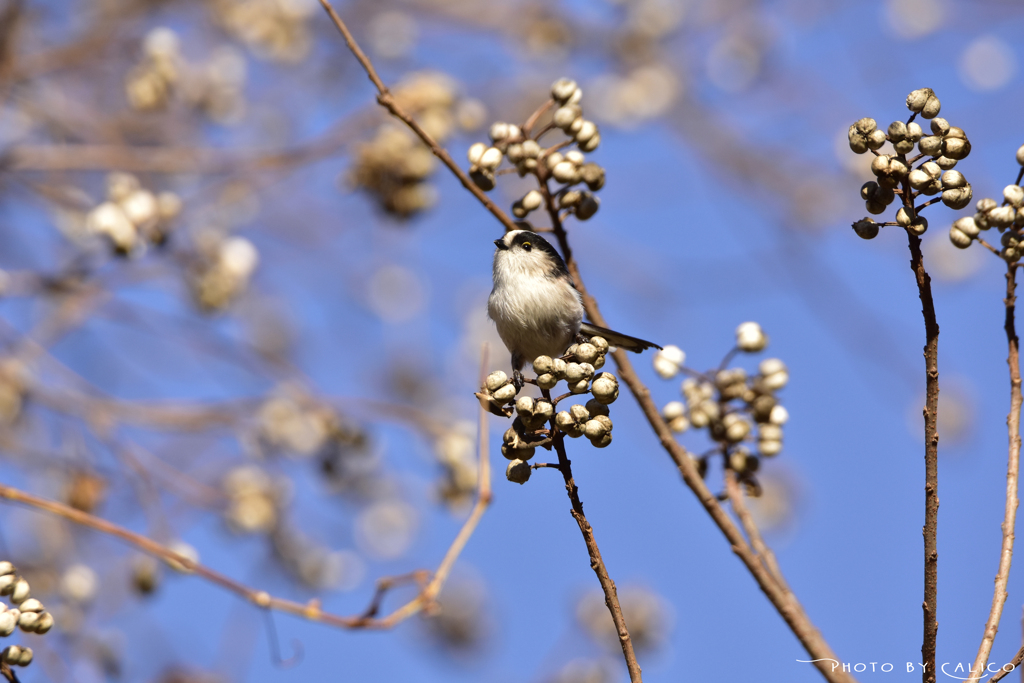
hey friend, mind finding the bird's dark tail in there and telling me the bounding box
[579,322,661,353]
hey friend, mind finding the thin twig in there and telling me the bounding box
[905,192,941,683]
[317,0,518,234]
[724,471,791,595]
[967,263,1022,682]
[542,390,642,683]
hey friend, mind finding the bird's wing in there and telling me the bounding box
[579,322,661,353]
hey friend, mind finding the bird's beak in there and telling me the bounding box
[494,238,508,250]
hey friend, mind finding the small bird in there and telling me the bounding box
[488,229,660,387]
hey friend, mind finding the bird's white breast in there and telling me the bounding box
[488,250,584,365]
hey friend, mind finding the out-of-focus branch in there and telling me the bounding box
[317,0,518,235]
[0,378,492,630]
[724,471,791,595]
[968,263,1022,683]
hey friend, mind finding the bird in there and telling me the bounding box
[488,229,660,387]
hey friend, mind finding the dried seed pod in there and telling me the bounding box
[852,218,879,240]
[485,371,509,392]
[506,459,532,484]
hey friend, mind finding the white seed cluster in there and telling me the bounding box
[434,428,480,509]
[126,28,247,123]
[849,89,974,240]
[350,72,469,218]
[86,172,181,255]
[467,78,606,225]
[653,327,789,488]
[0,562,54,670]
[948,171,1024,257]
[222,465,283,534]
[495,338,620,484]
[189,232,259,311]
[211,0,317,64]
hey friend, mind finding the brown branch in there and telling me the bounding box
[545,408,642,682]
[968,263,1022,682]
[906,222,940,683]
[317,0,518,234]
[0,354,493,630]
[724,471,791,595]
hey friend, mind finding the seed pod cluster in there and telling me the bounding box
[651,326,789,493]
[948,161,1024,257]
[86,172,181,255]
[467,78,607,226]
[848,88,973,241]
[0,562,54,671]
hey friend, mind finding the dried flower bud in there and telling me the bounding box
[906,88,931,112]
[522,190,544,212]
[988,206,1017,229]
[918,135,942,157]
[470,167,495,191]
[492,384,517,403]
[909,162,942,194]
[729,450,758,473]
[578,133,600,152]
[949,226,972,249]
[907,88,941,118]
[575,193,599,220]
[485,371,508,392]
[769,405,788,425]
[0,562,12,576]
[591,373,619,404]
[653,345,685,378]
[954,216,980,238]
[907,216,928,236]
[942,182,973,211]
[553,104,582,130]
[478,147,503,171]
[584,418,609,440]
[1004,185,1024,208]
[871,155,908,187]
[467,142,486,165]
[930,118,950,136]
[537,373,558,390]
[17,599,42,613]
[572,343,597,365]
[506,459,532,484]
[736,321,768,352]
[551,358,568,378]
[0,612,15,637]
[551,78,580,104]
[552,161,578,184]
[759,358,789,391]
[32,612,53,634]
[852,217,879,240]
[848,118,884,154]
[575,120,598,145]
[580,163,605,191]
[10,578,29,604]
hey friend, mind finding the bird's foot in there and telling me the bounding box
[513,370,525,393]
